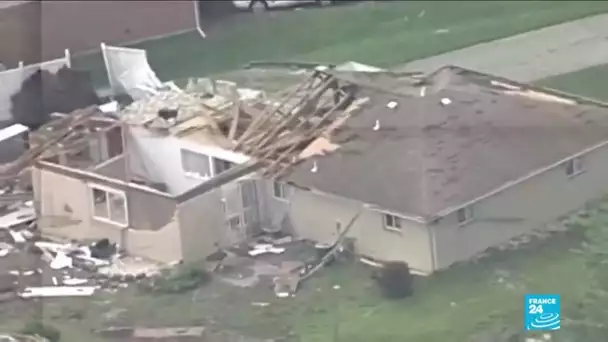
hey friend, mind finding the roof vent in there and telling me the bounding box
[373,119,380,131]
[420,86,426,97]
[386,101,398,109]
[311,161,318,173]
[440,98,452,106]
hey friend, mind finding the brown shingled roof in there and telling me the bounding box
[283,66,608,219]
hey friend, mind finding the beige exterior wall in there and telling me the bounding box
[265,182,434,274]
[35,166,183,263]
[432,145,608,270]
[177,187,226,262]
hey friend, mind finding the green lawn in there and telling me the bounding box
[535,64,608,103]
[74,1,608,87]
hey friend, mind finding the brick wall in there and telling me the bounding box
[0,0,198,66]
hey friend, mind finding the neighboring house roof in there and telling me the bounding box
[283,66,608,220]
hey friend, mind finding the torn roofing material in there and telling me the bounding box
[281,66,608,220]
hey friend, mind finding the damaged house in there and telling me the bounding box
[30,65,608,275]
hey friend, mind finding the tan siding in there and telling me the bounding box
[432,145,608,269]
[283,186,434,274]
[35,167,183,263]
[177,187,226,262]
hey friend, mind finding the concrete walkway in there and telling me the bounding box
[399,14,608,82]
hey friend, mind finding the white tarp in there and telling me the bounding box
[101,43,164,100]
[0,51,71,121]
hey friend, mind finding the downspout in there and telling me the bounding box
[193,0,207,38]
[428,225,438,273]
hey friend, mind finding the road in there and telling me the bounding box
[399,13,608,82]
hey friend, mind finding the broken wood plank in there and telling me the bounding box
[300,208,363,283]
[264,94,353,177]
[249,76,337,152]
[234,74,317,149]
[228,100,241,141]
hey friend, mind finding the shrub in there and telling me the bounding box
[375,261,414,299]
[143,263,211,294]
[21,320,61,342]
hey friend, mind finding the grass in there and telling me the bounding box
[73,1,608,87]
[535,64,608,103]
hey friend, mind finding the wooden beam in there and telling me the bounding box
[249,76,336,152]
[234,74,317,149]
[228,100,241,141]
[265,94,353,178]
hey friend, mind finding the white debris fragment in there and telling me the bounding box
[8,230,25,244]
[22,270,35,276]
[19,286,98,298]
[333,285,341,290]
[248,244,286,256]
[63,278,88,286]
[0,242,12,257]
[440,97,452,106]
[251,302,270,307]
[52,277,58,286]
[0,207,35,229]
[50,252,73,270]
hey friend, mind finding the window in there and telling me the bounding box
[90,185,127,226]
[383,213,402,231]
[212,157,234,175]
[227,215,241,230]
[273,181,287,199]
[565,157,583,177]
[181,149,211,180]
[457,206,473,225]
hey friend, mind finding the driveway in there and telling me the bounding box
[399,13,608,82]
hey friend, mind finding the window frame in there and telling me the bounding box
[565,157,584,177]
[212,156,235,176]
[383,213,402,232]
[89,183,128,227]
[273,181,288,200]
[456,206,474,226]
[180,148,211,180]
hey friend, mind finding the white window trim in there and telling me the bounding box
[456,206,474,226]
[272,181,288,201]
[181,148,212,180]
[181,148,236,180]
[382,213,402,232]
[89,183,128,228]
[565,157,584,178]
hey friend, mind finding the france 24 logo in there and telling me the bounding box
[525,294,561,331]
